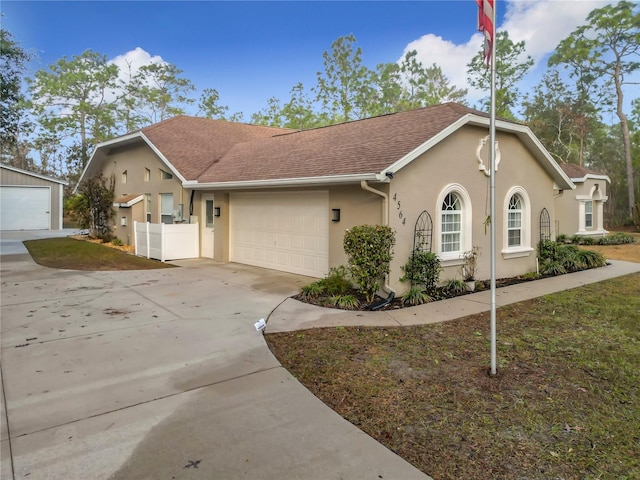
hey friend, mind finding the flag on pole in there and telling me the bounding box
[475,0,494,66]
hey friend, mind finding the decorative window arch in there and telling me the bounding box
[502,186,533,258]
[436,184,472,261]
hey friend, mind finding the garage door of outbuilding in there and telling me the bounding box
[230,191,329,278]
[0,186,51,230]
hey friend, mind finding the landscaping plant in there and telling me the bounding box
[343,225,395,302]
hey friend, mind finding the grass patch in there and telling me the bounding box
[24,237,174,271]
[266,273,640,480]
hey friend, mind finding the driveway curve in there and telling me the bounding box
[1,233,430,480]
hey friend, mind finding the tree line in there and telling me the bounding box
[1,1,638,224]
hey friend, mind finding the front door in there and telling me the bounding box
[201,194,215,258]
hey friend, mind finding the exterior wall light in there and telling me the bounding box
[214,207,221,217]
[332,208,341,222]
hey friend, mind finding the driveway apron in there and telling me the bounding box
[1,243,430,480]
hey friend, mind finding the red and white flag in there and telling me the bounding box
[475,0,494,66]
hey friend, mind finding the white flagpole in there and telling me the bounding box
[489,0,497,376]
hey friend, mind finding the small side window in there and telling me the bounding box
[160,169,173,180]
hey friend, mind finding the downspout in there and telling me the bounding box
[360,180,395,302]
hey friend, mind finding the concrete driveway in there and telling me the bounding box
[0,232,430,480]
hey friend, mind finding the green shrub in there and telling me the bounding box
[301,281,325,299]
[442,278,468,296]
[400,250,442,295]
[111,237,123,246]
[329,294,360,310]
[540,258,567,276]
[402,287,432,306]
[343,225,395,302]
[577,250,607,269]
[555,233,569,244]
[598,232,637,245]
[322,265,353,295]
[521,271,541,281]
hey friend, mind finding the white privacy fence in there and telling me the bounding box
[134,222,199,261]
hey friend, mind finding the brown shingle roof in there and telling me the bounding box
[197,103,486,183]
[140,116,292,181]
[559,163,607,180]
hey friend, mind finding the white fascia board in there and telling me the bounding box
[571,174,611,184]
[381,114,575,191]
[138,132,188,184]
[1,163,68,185]
[76,132,146,193]
[381,115,471,176]
[77,131,188,192]
[113,194,144,208]
[189,173,383,190]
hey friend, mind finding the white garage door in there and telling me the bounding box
[0,186,51,230]
[230,191,329,278]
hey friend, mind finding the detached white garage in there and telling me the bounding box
[0,164,67,231]
[230,191,329,278]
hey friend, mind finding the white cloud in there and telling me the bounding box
[109,47,165,85]
[401,0,617,106]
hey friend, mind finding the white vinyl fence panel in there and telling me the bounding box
[134,222,199,261]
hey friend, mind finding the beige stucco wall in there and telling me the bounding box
[192,186,381,265]
[555,178,608,237]
[99,143,186,244]
[387,125,559,292]
[0,167,65,229]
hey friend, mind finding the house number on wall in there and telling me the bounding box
[393,193,406,225]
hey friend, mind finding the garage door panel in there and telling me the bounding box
[230,192,329,278]
[0,186,50,230]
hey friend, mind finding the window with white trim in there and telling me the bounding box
[507,194,523,247]
[144,168,151,182]
[437,184,472,260]
[585,201,593,228]
[441,193,461,253]
[502,186,533,258]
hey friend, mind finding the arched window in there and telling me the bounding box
[441,193,462,253]
[502,186,533,258]
[437,184,472,260]
[507,194,523,247]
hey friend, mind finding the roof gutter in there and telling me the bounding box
[187,173,384,190]
[360,180,395,299]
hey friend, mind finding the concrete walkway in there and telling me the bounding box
[266,260,640,333]
[0,231,431,480]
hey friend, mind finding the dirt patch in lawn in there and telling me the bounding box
[578,232,640,263]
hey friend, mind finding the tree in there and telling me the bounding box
[71,174,115,240]
[250,96,282,126]
[522,69,600,165]
[28,50,120,169]
[370,62,405,116]
[549,1,640,219]
[198,88,229,119]
[316,34,376,122]
[0,25,33,163]
[467,31,534,118]
[126,62,195,125]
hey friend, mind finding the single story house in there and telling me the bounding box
[79,103,577,292]
[556,163,610,238]
[0,164,67,230]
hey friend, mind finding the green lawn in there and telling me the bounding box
[267,273,640,480]
[24,237,174,270]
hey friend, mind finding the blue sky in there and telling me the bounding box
[2,0,621,120]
